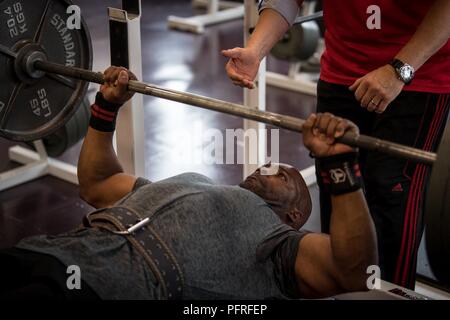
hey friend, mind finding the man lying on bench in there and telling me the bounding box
[0,67,377,300]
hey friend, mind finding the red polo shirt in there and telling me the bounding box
[320,0,450,93]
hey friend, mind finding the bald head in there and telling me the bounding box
[239,163,312,229]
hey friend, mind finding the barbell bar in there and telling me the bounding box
[32,59,437,165]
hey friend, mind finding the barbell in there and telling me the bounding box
[0,0,448,286]
[17,59,442,166]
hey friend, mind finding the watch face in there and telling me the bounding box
[400,65,414,81]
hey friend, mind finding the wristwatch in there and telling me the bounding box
[389,59,415,85]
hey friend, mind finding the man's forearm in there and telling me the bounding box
[76,69,137,208]
[395,0,450,70]
[247,9,291,60]
[78,127,123,193]
[329,191,378,290]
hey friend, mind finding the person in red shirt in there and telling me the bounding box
[222,0,450,289]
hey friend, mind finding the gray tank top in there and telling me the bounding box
[17,173,307,299]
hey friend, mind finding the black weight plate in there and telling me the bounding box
[41,96,90,157]
[271,22,320,62]
[0,0,92,142]
[425,122,450,287]
[63,97,82,150]
[0,54,16,122]
[5,76,75,132]
[0,1,45,48]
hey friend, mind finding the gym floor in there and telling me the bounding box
[0,0,435,284]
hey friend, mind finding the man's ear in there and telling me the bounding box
[287,209,303,227]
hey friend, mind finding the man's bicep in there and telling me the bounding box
[295,233,344,298]
[82,173,138,208]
